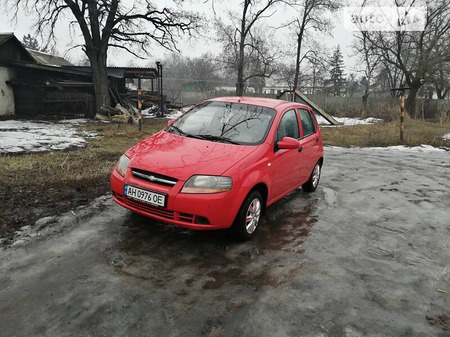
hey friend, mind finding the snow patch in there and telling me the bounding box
[0,120,97,154]
[326,145,448,153]
[443,133,450,141]
[316,115,384,126]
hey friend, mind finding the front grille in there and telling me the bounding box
[125,198,174,220]
[179,213,195,223]
[124,198,209,225]
[132,168,178,187]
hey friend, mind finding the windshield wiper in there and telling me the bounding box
[167,125,186,136]
[199,134,240,145]
[168,127,240,144]
[168,126,206,140]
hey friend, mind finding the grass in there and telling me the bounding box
[0,118,167,239]
[321,119,450,148]
[1,120,167,187]
[0,116,449,241]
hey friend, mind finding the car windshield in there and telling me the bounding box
[167,101,276,145]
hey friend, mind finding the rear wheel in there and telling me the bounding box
[302,161,321,192]
[232,190,263,241]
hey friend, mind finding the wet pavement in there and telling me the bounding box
[0,147,449,337]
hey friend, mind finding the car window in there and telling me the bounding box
[170,101,276,145]
[276,109,300,142]
[299,109,316,137]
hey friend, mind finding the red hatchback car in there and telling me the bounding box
[111,96,323,240]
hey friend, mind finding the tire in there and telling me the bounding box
[302,161,321,192]
[232,190,263,241]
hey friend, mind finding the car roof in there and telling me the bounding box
[206,96,311,111]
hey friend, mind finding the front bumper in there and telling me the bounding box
[110,169,243,230]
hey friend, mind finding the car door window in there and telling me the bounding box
[299,109,316,137]
[276,109,300,142]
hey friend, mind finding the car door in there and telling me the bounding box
[298,108,321,183]
[271,109,302,201]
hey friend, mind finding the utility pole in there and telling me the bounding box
[400,90,405,143]
[137,76,142,131]
[391,87,409,144]
[156,61,163,118]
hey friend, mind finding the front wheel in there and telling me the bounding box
[302,161,321,192]
[232,190,263,241]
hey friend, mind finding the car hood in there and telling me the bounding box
[127,131,258,180]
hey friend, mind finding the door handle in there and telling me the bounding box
[298,146,303,153]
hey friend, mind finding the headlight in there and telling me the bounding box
[116,154,130,177]
[181,175,232,194]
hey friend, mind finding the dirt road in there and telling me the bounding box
[1,147,449,337]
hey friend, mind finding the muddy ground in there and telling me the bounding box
[0,147,449,337]
[0,182,107,240]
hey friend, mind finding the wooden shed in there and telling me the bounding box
[0,33,160,118]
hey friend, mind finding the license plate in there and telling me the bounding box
[124,184,167,207]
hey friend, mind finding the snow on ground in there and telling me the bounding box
[0,120,98,154]
[443,133,450,141]
[316,114,384,126]
[141,106,190,119]
[1,116,446,155]
[326,144,448,153]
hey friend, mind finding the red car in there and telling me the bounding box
[111,96,323,240]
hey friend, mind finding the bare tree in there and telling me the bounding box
[214,0,282,96]
[353,31,381,115]
[8,0,201,114]
[430,64,450,99]
[364,0,450,115]
[276,47,327,93]
[284,0,340,93]
[162,53,222,104]
[375,60,404,96]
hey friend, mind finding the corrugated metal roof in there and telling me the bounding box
[64,66,159,79]
[27,49,73,67]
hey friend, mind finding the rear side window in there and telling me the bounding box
[299,109,316,137]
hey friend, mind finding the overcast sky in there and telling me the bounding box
[0,1,356,71]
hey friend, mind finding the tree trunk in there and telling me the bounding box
[88,51,111,115]
[362,86,369,118]
[236,46,245,95]
[406,86,419,118]
[236,1,249,96]
[293,33,303,96]
[236,29,246,96]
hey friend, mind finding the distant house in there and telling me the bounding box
[262,77,291,96]
[0,33,160,117]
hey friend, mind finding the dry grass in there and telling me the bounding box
[321,119,450,148]
[1,120,167,188]
[0,119,167,239]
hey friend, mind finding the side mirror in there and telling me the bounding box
[277,136,300,150]
[167,119,175,127]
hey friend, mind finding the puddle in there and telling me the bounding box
[108,188,320,290]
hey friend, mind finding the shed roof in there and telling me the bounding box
[0,33,14,45]
[0,33,36,63]
[27,49,74,67]
[64,66,159,79]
